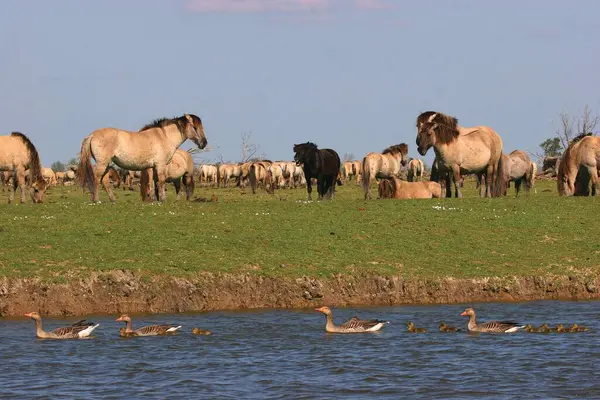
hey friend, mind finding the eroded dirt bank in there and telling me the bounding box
[0,271,598,316]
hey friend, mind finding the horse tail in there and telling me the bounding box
[361,156,370,198]
[77,134,96,193]
[249,164,257,194]
[492,154,507,198]
[524,161,534,193]
[216,165,221,188]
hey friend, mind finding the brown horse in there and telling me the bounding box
[378,177,441,199]
[293,142,341,201]
[407,158,424,182]
[78,114,206,203]
[416,111,506,198]
[362,144,409,200]
[141,148,195,201]
[503,150,534,197]
[557,134,600,196]
[249,161,274,194]
[0,132,46,203]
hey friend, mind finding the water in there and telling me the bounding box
[1,300,598,399]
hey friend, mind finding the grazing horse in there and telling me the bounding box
[503,150,534,197]
[416,111,506,198]
[362,144,408,200]
[41,167,58,187]
[103,166,121,189]
[78,114,207,203]
[217,163,242,188]
[352,160,362,184]
[0,132,46,203]
[557,133,600,196]
[407,158,424,182]
[293,142,341,201]
[378,177,442,199]
[141,148,195,201]
[199,164,218,187]
[269,163,286,188]
[249,161,274,194]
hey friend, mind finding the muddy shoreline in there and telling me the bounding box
[0,271,598,316]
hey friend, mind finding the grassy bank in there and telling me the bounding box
[0,179,598,282]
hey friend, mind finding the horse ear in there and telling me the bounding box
[184,114,193,123]
[428,113,437,123]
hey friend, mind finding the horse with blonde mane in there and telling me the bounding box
[362,144,408,200]
[141,148,195,201]
[557,133,600,196]
[378,177,441,199]
[416,111,506,198]
[407,158,424,182]
[0,132,46,203]
[78,114,207,203]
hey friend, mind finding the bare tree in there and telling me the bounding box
[342,152,355,162]
[240,131,259,162]
[554,105,599,150]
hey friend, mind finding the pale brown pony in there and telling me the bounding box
[78,114,206,203]
[407,158,424,182]
[503,150,534,197]
[141,148,195,201]
[557,134,600,196]
[416,111,506,198]
[362,144,409,200]
[0,132,46,203]
[378,177,441,199]
[249,161,274,194]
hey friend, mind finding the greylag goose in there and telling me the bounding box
[315,306,389,333]
[407,321,427,333]
[439,322,460,332]
[524,324,539,333]
[119,327,138,337]
[568,323,589,332]
[192,327,212,335]
[116,314,181,336]
[556,324,566,333]
[460,308,524,333]
[539,323,557,333]
[25,312,99,339]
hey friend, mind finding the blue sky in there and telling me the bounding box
[1,0,599,166]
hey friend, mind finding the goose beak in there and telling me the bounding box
[460,311,467,316]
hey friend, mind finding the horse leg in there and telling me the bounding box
[14,167,26,204]
[590,166,599,196]
[100,168,117,203]
[173,178,182,201]
[155,168,167,202]
[452,166,463,198]
[514,179,522,197]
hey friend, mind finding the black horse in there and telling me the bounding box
[293,142,341,201]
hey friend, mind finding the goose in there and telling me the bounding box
[439,322,460,332]
[119,327,138,337]
[539,323,557,333]
[524,324,539,333]
[407,321,427,333]
[192,328,212,336]
[568,323,589,332]
[460,308,524,333]
[315,306,389,333]
[556,324,566,333]
[116,314,181,336]
[25,312,99,339]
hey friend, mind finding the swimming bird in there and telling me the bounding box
[460,308,524,333]
[314,306,389,333]
[524,324,539,333]
[568,323,589,332]
[24,312,99,339]
[439,322,460,332]
[119,327,138,337]
[539,323,557,333]
[408,322,427,333]
[556,324,566,333]
[192,328,212,335]
[116,314,182,336]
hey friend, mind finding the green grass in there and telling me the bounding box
[0,179,598,282]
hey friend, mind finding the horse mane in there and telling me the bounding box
[294,142,318,151]
[139,115,192,133]
[570,132,593,144]
[378,177,396,199]
[10,132,43,183]
[382,143,408,155]
[417,111,459,144]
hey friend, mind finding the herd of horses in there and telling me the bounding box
[1,111,599,204]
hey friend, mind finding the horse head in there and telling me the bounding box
[416,113,438,156]
[184,114,208,150]
[293,142,318,166]
[30,179,47,203]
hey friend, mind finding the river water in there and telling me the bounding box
[1,300,598,399]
